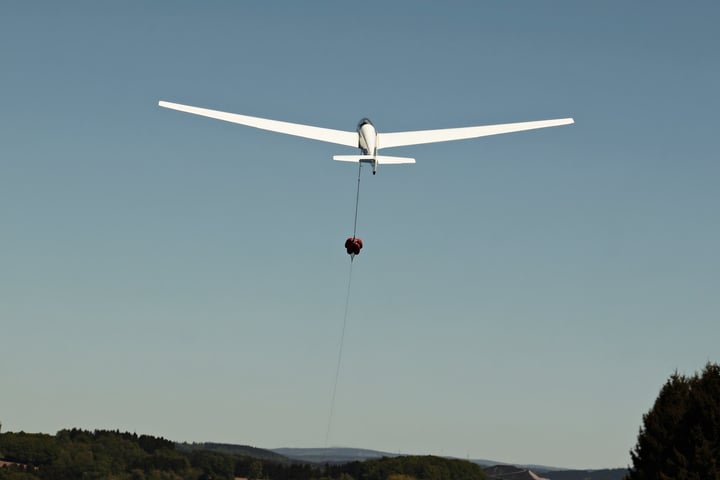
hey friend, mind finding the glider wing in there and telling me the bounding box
[158,101,359,148]
[378,118,574,149]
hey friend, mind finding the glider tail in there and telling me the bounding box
[332,155,416,165]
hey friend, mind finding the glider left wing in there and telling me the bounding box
[158,101,359,148]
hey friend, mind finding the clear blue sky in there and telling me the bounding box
[1,0,719,470]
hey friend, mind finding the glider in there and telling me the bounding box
[158,101,574,175]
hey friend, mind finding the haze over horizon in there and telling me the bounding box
[2,1,719,470]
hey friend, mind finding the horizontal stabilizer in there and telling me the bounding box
[333,155,374,163]
[376,155,416,164]
[332,155,415,164]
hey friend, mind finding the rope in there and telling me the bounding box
[325,258,354,447]
[352,162,362,238]
[326,162,363,446]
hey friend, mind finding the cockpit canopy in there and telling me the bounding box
[357,118,373,129]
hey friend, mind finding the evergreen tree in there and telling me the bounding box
[247,460,263,480]
[627,362,720,480]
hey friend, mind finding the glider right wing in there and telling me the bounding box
[158,101,359,148]
[378,118,574,149]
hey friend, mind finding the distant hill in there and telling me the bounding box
[538,469,627,480]
[178,442,290,462]
[484,464,550,479]
[273,447,628,480]
[483,465,628,480]
[273,447,511,466]
[273,447,394,463]
[471,459,561,470]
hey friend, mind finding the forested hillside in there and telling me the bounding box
[0,429,486,480]
[0,429,305,480]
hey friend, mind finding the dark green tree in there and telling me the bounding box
[247,460,263,480]
[188,450,233,480]
[331,455,486,480]
[627,362,720,480]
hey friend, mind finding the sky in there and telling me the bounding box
[1,0,719,470]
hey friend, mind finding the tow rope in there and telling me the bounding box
[345,163,364,258]
[325,257,353,446]
[326,162,363,445]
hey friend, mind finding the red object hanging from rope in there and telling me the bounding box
[345,237,363,256]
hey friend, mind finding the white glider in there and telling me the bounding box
[159,100,574,174]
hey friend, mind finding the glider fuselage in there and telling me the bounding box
[357,118,377,155]
[357,118,378,173]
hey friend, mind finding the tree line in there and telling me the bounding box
[0,429,487,480]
